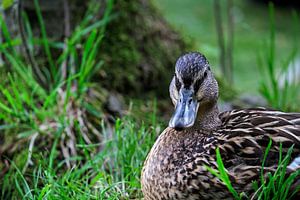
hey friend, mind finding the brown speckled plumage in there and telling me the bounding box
[141,52,300,200]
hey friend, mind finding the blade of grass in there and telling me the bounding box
[33,0,55,83]
[205,147,241,200]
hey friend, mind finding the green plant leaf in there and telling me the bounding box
[2,0,14,10]
[205,148,242,200]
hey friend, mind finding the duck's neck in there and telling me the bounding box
[194,102,221,131]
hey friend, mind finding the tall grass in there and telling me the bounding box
[252,142,299,200]
[258,3,300,111]
[0,0,161,198]
[205,148,245,200]
[1,116,159,199]
[0,0,152,199]
[0,2,110,173]
[0,0,112,126]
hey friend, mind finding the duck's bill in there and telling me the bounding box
[169,88,199,130]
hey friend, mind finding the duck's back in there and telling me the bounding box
[218,107,300,164]
[216,108,300,192]
[141,108,300,200]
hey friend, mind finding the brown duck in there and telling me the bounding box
[141,52,300,200]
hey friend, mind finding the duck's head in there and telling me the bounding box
[169,52,219,130]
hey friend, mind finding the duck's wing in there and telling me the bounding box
[217,108,300,166]
[214,108,300,193]
[219,107,300,142]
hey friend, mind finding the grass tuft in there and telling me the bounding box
[205,148,245,200]
[2,116,158,199]
[258,3,300,111]
[206,142,300,200]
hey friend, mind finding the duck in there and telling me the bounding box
[141,52,300,200]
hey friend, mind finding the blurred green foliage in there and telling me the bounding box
[1,0,14,10]
[153,0,298,93]
[258,3,300,111]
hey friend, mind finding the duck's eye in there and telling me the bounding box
[175,77,181,91]
[194,79,202,91]
[194,71,207,91]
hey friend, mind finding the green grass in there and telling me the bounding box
[258,4,300,111]
[0,1,160,199]
[252,142,299,200]
[1,116,159,199]
[206,141,300,200]
[152,0,298,93]
[205,148,245,200]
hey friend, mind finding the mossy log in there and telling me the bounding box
[98,0,188,97]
